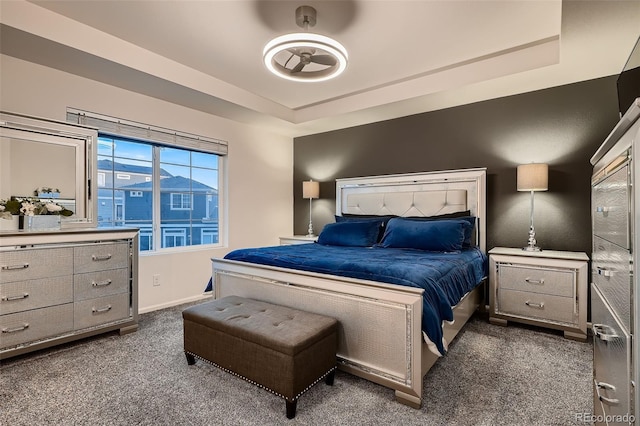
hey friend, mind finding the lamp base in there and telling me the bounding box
[523,225,541,252]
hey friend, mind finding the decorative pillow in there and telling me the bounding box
[317,221,381,247]
[402,215,476,247]
[335,215,394,242]
[377,218,472,252]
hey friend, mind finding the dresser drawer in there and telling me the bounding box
[74,293,130,330]
[592,235,631,331]
[0,247,73,283]
[74,243,129,274]
[74,268,129,301]
[592,164,630,248]
[591,284,631,422]
[497,264,574,297]
[0,275,73,315]
[497,289,576,325]
[0,303,74,349]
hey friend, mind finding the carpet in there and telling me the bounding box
[0,301,592,425]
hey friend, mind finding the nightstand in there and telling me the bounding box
[279,235,317,245]
[488,247,589,341]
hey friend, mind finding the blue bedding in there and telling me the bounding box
[223,244,487,355]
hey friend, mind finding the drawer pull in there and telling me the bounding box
[524,301,544,309]
[2,323,29,333]
[524,278,544,285]
[1,292,29,301]
[596,267,613,277]
[92,305,112,314]
[595,380,620,406]
[593,324,619,342]
[91,254,112,262]
[596,381,616,391]
[1,263,29,271]
[595,206,611,213]
[599,395,620,406]
[92,279,112,287]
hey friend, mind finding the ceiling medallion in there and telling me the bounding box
[263,5,348,82]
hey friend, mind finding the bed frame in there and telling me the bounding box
[211,168,487,408]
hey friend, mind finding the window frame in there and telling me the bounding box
[67,109,227,254]
[94,135,224,254]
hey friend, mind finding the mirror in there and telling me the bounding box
[0,111,97,228]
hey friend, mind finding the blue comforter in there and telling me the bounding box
[223,244,487,355]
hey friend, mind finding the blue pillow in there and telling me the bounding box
[402,215,476,247]
[335,215,393,242]
[377,218,472,252]
[318,221,381,247]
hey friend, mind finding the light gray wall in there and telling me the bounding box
[293,76,621,257]
[1,54,294,313]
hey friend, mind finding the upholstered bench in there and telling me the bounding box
[182,295,338,419]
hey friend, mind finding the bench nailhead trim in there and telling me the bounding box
[186,351,336,402]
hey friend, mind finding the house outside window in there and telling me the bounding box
[96,135,222,252]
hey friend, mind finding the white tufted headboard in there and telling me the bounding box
[336,168,487,253]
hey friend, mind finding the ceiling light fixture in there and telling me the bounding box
[263,5,348,82]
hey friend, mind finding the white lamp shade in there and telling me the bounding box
[517,163,548,191]
[303,180,320,199]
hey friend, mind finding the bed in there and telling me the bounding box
[211,168,487,408]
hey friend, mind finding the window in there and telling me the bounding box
[201,228,217,245]
[67,109,228,253]
[163,228,186,248]
[95,136,221,251]
[170,193,192,210]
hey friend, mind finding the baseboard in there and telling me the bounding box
[139,293,213,314]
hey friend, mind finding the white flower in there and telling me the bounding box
[20,201,36,216]
[44,203,63,213]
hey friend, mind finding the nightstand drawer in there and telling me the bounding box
[497,289,576,325]
[497,264,574,297]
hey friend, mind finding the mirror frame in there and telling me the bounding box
[0,111,98,228]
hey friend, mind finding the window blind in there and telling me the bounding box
[66,108,228,155]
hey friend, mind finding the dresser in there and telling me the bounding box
[489,247,588,341]
[0,228,138,359]
[589,98,640,424]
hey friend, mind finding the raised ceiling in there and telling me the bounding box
[1,1,639,137]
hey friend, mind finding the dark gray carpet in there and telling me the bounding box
[1,302,592,425]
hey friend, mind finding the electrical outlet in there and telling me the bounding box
[153,274,161,287]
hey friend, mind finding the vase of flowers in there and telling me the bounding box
[1,197,73,231]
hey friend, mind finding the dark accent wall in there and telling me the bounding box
[294,76,621,256]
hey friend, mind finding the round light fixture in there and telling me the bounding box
[263,6,348,82]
